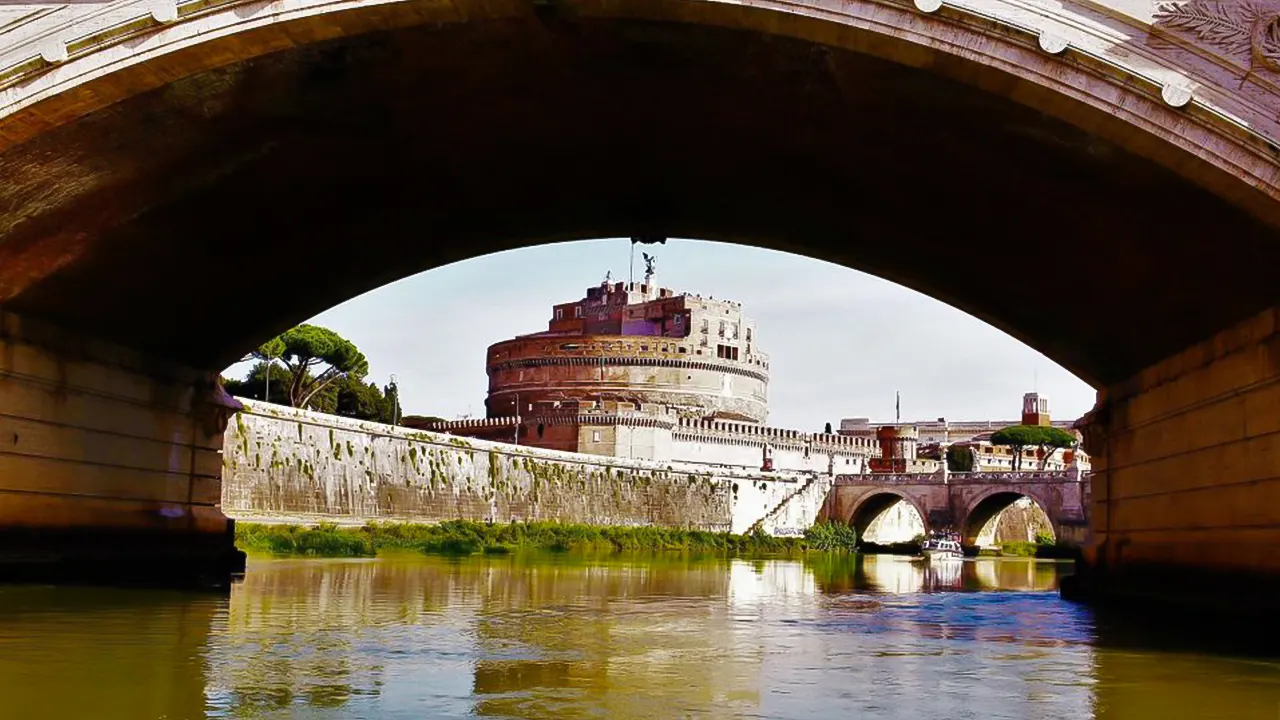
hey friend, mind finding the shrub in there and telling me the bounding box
[235,520,848,558]
[803,521,858,552]
[997,541,1039,557]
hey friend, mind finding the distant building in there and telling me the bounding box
[1021,391,1052,427]
[839,393,1088,473]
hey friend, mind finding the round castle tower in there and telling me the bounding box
[485,279,770,423]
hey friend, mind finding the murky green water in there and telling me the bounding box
[0,554,1277,719]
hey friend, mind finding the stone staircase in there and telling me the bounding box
[748,473,833,536]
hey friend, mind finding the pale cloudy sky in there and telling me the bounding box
[231,238,1095,429]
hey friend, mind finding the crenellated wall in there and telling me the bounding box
[671,419,870,474]
[221,400,828,535]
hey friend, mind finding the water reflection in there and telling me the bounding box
[0,585,218,720]
[849,554,1068,594]
[0,554,1277,719]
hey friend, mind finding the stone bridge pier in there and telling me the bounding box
[0,313,246,588]
[821,469,1089,548]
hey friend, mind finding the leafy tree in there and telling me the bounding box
[990,425,1077,470]
[383,380,402,426]
[311,376,380,419]
[945,444,974,472]
[251,325,369,408]
[223,361,295,404]
[404,415,447,426]
[226,362,406,424]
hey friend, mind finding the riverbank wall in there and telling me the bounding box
[221,400,829,535]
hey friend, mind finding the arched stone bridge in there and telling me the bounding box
[3,0,1280,613]
[822,469,1090,547]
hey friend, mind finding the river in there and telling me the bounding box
[0,554,1277,719]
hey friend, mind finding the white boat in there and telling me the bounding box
[920,537,964,561]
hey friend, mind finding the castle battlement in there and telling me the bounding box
[427,416,518,431]
[672,418,873,454]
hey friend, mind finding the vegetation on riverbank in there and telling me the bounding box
[992,540,1078,559]
[235,520,860,558]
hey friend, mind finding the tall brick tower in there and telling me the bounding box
[1021,392,1051,426]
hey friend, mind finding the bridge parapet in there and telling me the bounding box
[948,470,1080,484]
[835,469,1086,486]
[835,472,945,486]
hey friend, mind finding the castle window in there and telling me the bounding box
[746,328,752,342]
[678,346,687,354]
[592,430,601,442]
[674,315,683,325]
[555,308,564,320]
[574,306,583,318]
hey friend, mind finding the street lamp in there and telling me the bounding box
[389,374,400,426]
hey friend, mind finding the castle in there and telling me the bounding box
[407,278,872,473]
[407,278,1085,475]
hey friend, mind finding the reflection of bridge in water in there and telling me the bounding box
[822,469,1089,548]
[851,555,1068,594]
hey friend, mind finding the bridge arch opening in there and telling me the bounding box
[963,492,1055,549]
[850,493,927,546]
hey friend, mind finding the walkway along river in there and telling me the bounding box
[0,554,1277,719]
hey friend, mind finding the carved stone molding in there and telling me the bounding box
[1154,0,1280,73]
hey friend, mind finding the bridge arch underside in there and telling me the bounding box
[848,492,927,544]
[962,491,1054,548]
[2,0,1280,386]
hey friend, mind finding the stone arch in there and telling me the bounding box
[1,0,1279,386]
[961,488,1057,548]
[2,0,1276,222]
[848,491,930,544]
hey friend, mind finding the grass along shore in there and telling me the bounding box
[235,520,858,558]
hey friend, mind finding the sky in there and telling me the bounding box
[226,238,1095,429]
